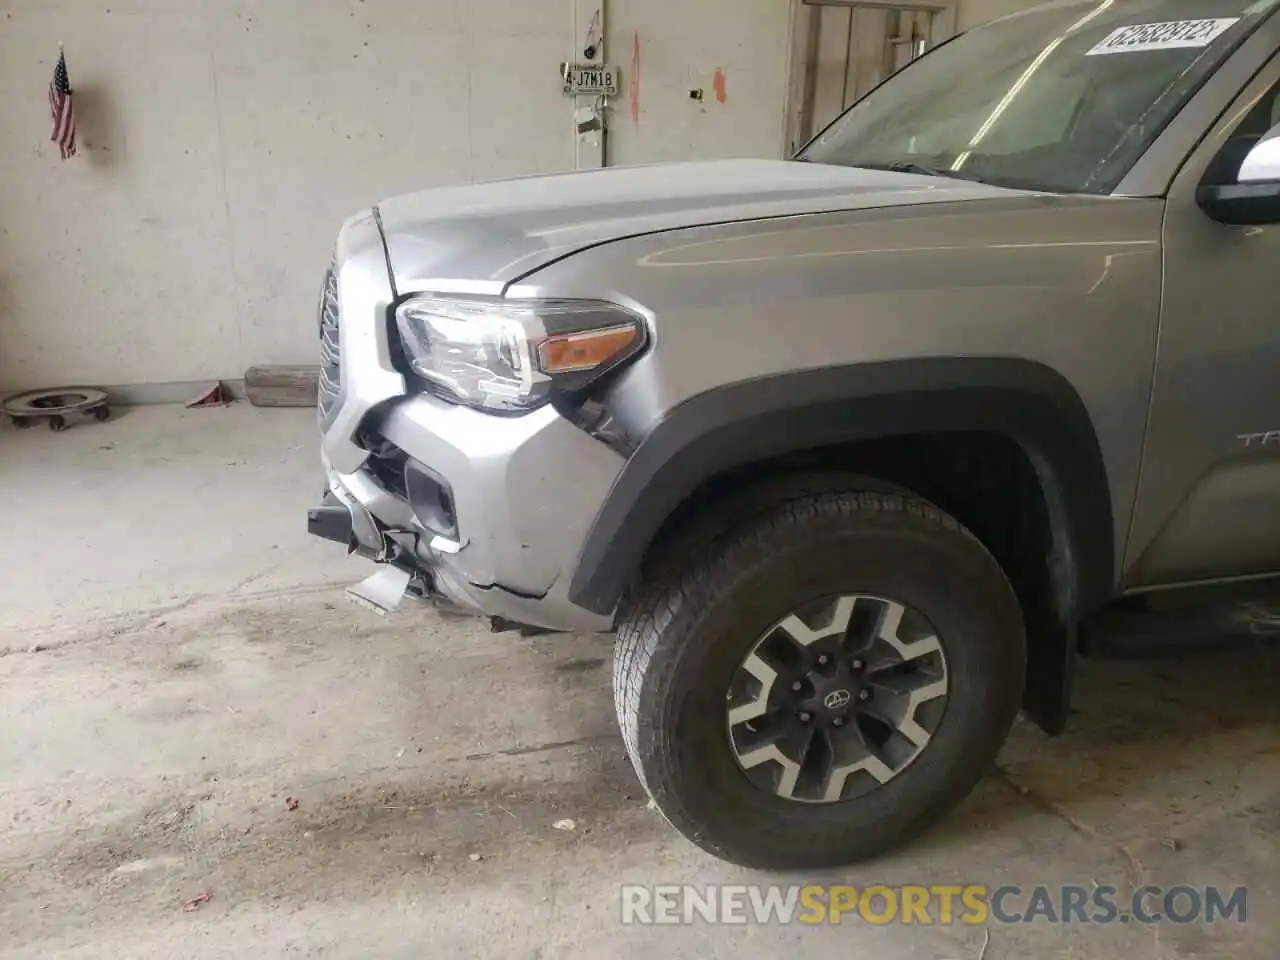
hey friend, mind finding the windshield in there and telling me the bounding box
[798,0,1280,194]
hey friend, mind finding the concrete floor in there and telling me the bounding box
[1,404,1277,959]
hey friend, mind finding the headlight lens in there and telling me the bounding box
[394,296,646,412]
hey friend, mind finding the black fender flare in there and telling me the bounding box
[569,357,1115,622]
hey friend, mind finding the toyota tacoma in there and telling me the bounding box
[309,0,1280,869]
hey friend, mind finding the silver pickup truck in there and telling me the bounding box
[309,0,1280,869]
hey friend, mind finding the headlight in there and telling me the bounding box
[394,295,647,413]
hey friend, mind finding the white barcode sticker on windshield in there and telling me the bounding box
[1085,17,1239,55]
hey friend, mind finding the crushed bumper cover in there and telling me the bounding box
[308,209,627,633]
[310,399,624,633]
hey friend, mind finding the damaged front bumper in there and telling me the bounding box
[306,209,624,632]
[308,460,416,617]
[309,403,623,633]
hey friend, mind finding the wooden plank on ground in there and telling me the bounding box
[244,365,319,408]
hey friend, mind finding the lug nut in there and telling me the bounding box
[791,681,803,692]
[859,690,871,701]
[817,655,830,666]
[832,716,845,728]
[852,659,864,671]
[799,712,812,723]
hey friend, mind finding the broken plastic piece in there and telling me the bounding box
[346,565,412,616]
[186,381,232,408]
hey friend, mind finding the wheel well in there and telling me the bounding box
[639,431,1073,731]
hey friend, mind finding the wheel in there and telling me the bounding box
[48,415,66,432]
[93,405,111,422]
[614,485,1026,870]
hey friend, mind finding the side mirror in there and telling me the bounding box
[1239,132,1280,182]
[1198,132,1280,225]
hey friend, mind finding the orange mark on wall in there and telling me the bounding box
[630,32,641,124]
[713,67,727,104]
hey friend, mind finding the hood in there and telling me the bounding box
[375,159,1025,292]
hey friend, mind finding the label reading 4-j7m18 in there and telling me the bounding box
[1085,17,1239,55]
[562,63,620,96]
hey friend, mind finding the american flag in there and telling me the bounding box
[49,48,77,160]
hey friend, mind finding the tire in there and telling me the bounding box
[613,485,1026,869]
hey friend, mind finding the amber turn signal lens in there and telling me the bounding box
[537,324,640,374]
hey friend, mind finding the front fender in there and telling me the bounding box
[570,357,1113,618]
[570,358,1114,735]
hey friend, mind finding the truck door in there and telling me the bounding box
[1124,58,1280,587]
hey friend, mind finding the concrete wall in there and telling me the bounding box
[0,0,795,391]
[606,3,794,166]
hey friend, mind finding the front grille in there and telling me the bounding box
[317,263,341,420]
